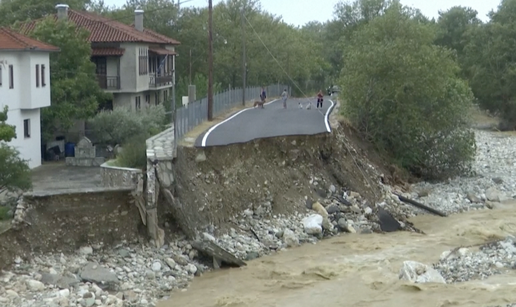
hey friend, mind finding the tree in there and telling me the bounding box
[462,0,516,129]
[0,106,32,195]
[25,17,111,141]
[435,6,481,76]
[340,1,476,179]
[0,0,91,27]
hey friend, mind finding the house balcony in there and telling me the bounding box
[149,73,173,88]
[97,74,120,90]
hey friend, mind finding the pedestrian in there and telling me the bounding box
[316,90,324,109]
[281,88,288,108]
[259,87,267,109]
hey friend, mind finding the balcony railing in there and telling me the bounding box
[97,75,120,90]
[149,73,173,88]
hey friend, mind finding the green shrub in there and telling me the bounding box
[340,3,476,180]
[115,134,148,170]
[88,104,167,145]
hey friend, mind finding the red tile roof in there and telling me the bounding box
[0,27,59,52]
[149,47,176,55]
[91,47,125,56]
[20,10,180,45]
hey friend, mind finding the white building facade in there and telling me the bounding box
[0,27,59,168]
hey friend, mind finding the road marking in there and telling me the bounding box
[201,99,280,147]
[325,100,335,132]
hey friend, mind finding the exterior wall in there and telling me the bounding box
[3,108,42,169]
[0,50,52,169]
[119,43,138,92]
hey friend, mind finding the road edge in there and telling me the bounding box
[200,99,280,147]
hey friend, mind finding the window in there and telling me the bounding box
[23,119,30,138]
[145,94,150,105]
[138,48,148,75]
[41,65,46,87]
[35,64,40,87]
[164,90,168,102]
[135,96,141,110]
[9,65,13,89]
[155,92,159,105]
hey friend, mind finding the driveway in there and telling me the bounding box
[195,96,335,147]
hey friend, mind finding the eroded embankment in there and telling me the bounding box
[0,191,144,271]
[173,121,407,234]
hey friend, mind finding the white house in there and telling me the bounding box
[0,27,59,169]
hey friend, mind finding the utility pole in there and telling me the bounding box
[241,6,246,106]
[207,0,214,120]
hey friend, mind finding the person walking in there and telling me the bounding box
[259,87,267,108]
[316,90,324,109]
[281,88,288,108]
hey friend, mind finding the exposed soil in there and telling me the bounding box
[0,191,146,271]
[172,118,409,235]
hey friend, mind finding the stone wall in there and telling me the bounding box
[65,137,105,167]
[144,127,176,247]
[100,163,142,189]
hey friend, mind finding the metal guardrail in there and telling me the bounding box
[174,84,288,141]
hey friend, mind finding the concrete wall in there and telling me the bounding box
[100,163,142,189]
[119,43,138,92]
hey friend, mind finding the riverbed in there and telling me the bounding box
[159,202,516,307]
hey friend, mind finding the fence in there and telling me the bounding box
[174,84,288,141]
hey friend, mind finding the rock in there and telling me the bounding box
[302,214,323,235]
[118,248,131,258]
[26,279,45,291]
[151,261,162,272]
[329,185,336,194]
[57,289,70,297]
[399,261,446,284]
[245,252,260,261]
[492,177,503,184]
[364,207,373,215]
[311,202,328,217]
[486,186,505,202]
[325,204,340,214]
[170,254,189,266]
[165,258,176,269]
[283,228,299,247]
[5,289,18,298]
[337,218,348,230]
[82,292,95,307]
[79,246,93,255]
[145,270,156,279]
[186,263,198,274]
[377,207,401,232]
[466,193,481,203]
[80,263,119,290]
[202,232,216,242]
[195,151,207,162]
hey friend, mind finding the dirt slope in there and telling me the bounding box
[172,117,407,235]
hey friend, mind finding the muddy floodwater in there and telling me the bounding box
[159,202,516,307]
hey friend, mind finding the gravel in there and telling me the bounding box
[434,236,516,283]
[2,129,516,306]
[409,130,516,214]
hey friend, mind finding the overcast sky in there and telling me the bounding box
[102,0,499,26]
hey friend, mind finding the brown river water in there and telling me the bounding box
[159,202,516,307]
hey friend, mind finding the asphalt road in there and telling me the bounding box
[195,96,335,147]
